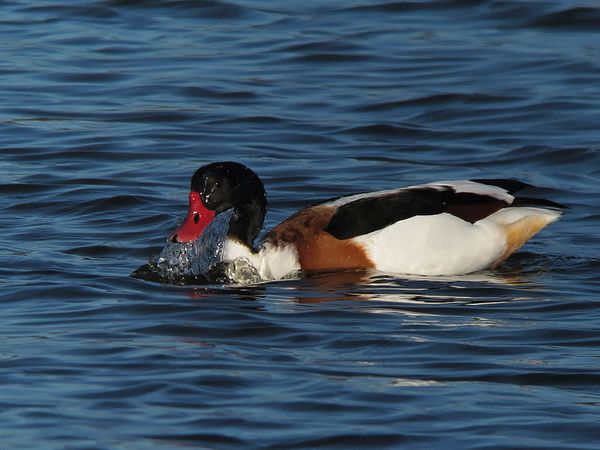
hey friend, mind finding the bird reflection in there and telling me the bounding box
[134,255,543,306]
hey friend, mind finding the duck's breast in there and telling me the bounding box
[264,205,375,272]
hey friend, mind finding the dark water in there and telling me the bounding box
[2,1,600,448]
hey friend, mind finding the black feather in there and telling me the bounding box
[470,178,532,194]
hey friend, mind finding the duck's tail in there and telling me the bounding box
[487,199,566,266]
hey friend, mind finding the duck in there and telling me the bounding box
[167,161,565,283]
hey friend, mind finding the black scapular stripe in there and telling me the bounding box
[470,178,532,194]
[511,197,568,210]
[324,187,509,240]
[324,188,444,240]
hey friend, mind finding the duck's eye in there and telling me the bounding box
[194,213,200,224]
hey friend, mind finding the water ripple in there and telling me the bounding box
[1,0,599,449]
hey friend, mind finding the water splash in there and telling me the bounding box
[134,210,271,285]
[223,257,262,285]
[139,210,233,284]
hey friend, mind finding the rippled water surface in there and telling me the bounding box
[2,1,600,448]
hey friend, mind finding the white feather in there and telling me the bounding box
[421,180,514,202]
[484,206,562,226]
[324,180,514,208]
[354,205,562,276]
[354,213,505,276]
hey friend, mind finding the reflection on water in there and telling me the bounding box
[288,267,537,305]
[172,253,565,307]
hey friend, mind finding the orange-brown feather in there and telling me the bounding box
[494,215,555,267]
[265,205,374,271]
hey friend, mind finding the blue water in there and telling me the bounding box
[2,1,600,448]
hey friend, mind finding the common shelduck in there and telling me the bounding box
[157,161,565,284]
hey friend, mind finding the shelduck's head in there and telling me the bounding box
[170,162,266,247]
